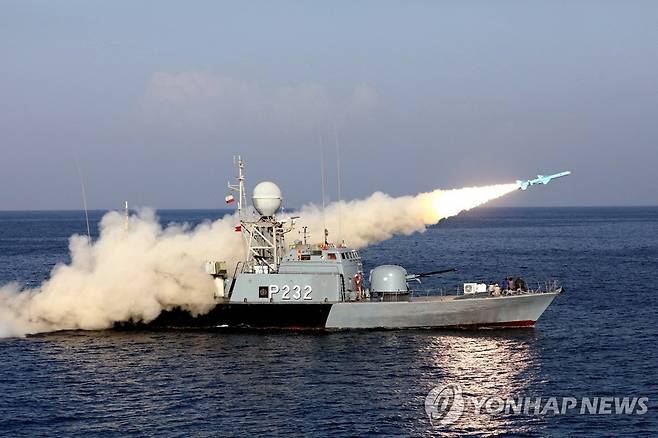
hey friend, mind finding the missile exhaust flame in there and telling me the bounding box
[427,184,520,220]
[0,182,520,337]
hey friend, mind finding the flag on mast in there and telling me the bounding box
[225,194,235,204]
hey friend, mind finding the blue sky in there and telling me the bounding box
[1,1,657,209]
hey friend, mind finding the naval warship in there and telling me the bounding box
[130,157,562,330]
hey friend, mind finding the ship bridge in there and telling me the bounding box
[276,243,363,300]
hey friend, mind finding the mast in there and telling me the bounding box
[228,155,247,220]
[228,155,250,261]
[228,157,294,274]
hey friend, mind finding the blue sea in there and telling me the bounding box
[1,207,657,436]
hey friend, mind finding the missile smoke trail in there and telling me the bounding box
[0,183,518,337]
[297,184,519,247]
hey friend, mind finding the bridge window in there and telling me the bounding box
[327,253,337,260]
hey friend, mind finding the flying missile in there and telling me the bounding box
[516,171,571,190]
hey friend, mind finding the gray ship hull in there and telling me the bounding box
[117,292,558,330]
[325,292,559,329]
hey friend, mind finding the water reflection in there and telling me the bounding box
[14,329,548,436]
[418,331,543,435]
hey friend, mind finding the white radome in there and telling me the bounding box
[252,181,282,216]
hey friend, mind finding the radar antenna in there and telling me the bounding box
[124,201,129,232]
[333,121,343,244]
[73,155,91,244]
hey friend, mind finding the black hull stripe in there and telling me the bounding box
[115,303,334,330]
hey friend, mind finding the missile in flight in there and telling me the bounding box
[516,171,571,191]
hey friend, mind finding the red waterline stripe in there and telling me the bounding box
[451,320,536,329]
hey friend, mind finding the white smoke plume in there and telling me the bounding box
[296,184,518,247]
[0,184,518,337]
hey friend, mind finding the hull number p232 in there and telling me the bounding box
[269,285,312,300]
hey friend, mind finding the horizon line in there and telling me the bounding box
[1,204,658,213]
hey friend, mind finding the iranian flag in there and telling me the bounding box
[225,194,235,204]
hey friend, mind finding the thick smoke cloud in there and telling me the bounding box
[0,209,243,336]
[0,183,517,337]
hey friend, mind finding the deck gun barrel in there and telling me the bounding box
[405,268,457,281]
